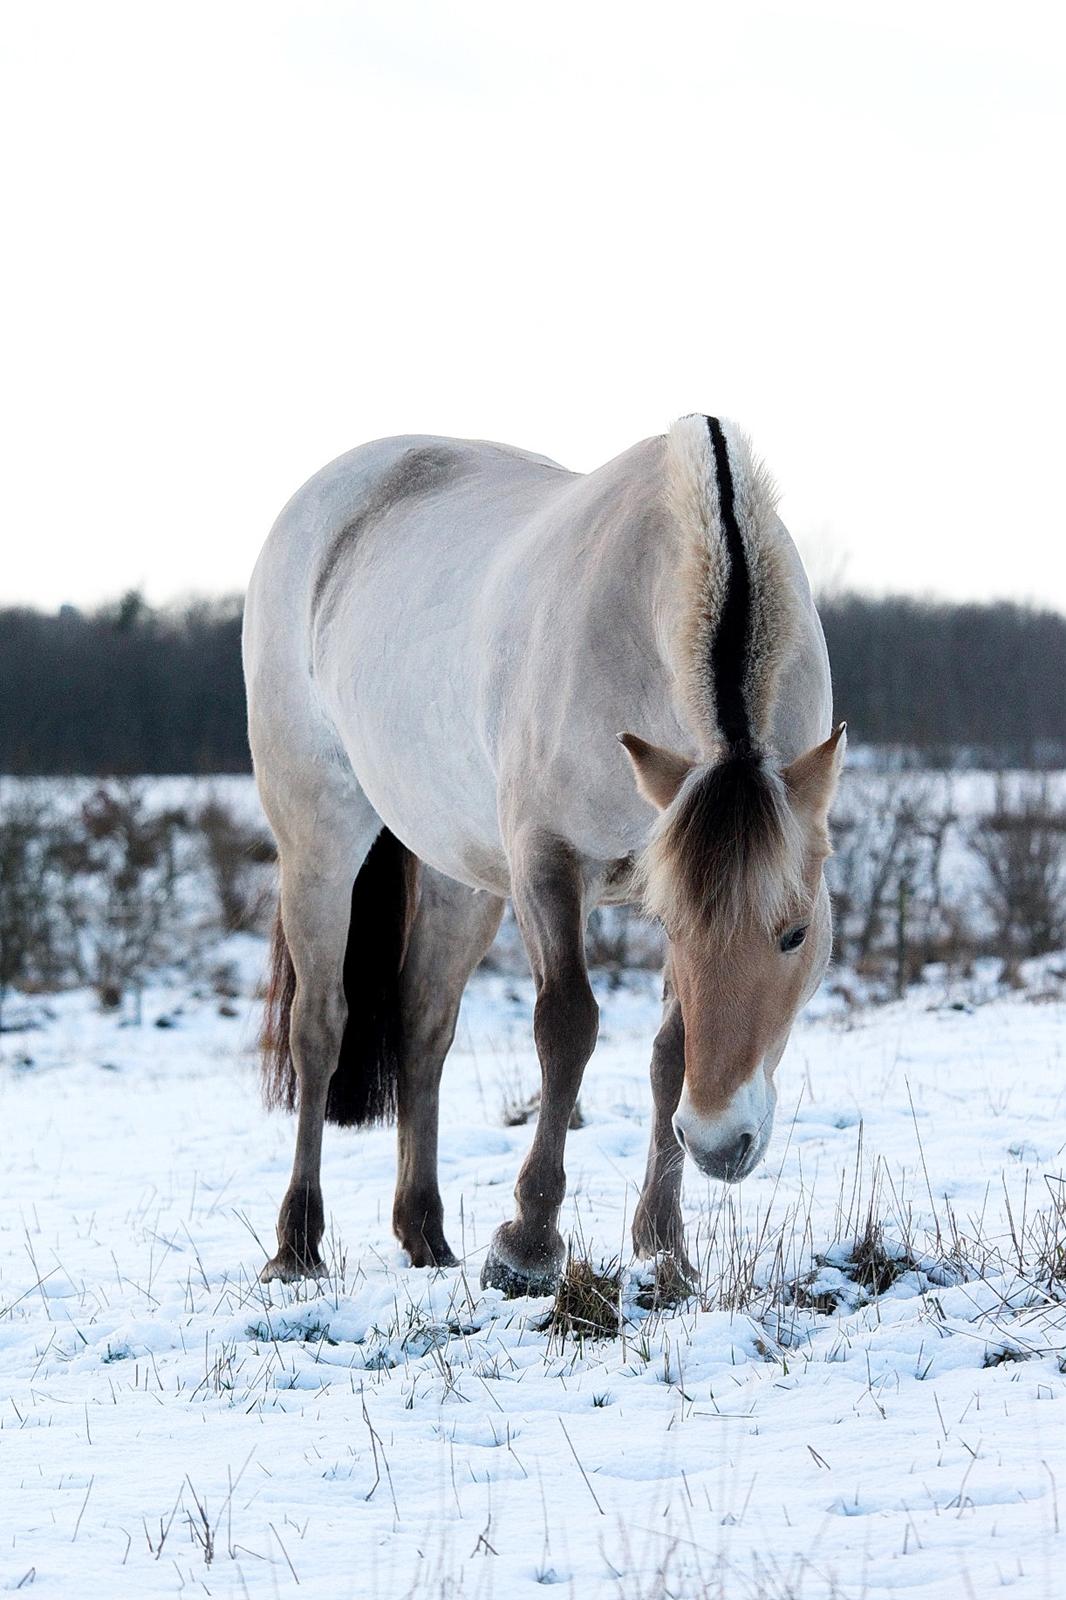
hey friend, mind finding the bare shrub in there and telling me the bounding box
[585,906,664,978]
[0,789,61,1027]
[828,776,961,993]
[971,777,1066,966]
[53,783,187,1009]
[194,796,275,934]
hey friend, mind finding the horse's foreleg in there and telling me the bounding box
[481,837,599,1297]
[632,978,692,1272]
[393,873,504,1267]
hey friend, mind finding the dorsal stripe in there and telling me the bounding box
[705,416,753,752]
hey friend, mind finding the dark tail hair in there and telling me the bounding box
[260,828,420,1127]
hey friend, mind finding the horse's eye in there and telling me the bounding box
[779,924,809,953]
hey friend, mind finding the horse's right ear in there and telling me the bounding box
[617,733,693,811]
[782,722,847,823]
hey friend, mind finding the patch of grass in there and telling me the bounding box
[983,1345,1032,1368]
[246,1317,336,1345]
[541,1254,621,1341]
[785,1274,843,1316]
[847,1211,916,1296]
[633,1253,697,1313]
[1030,1176,1066,1297]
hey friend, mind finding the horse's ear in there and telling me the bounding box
[782,722,847,822]
[617,732,693,811]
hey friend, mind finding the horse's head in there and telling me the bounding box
[620,724,845,1182]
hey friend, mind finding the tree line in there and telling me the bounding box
[823,595,1066,764]
[0,590,1063,773]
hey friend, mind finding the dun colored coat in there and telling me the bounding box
[243,415,844,1292]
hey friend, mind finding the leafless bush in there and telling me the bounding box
[0,784,277,1014]
[194,796,275,934]
[585,907,664,977]
[828,777,960,992]
[0,789,63,1027]
[971,777,1066,967]
[53,783,186,1008]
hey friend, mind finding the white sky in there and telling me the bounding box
[2,0,1064,610]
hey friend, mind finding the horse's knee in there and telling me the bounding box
[533,975,599,1072]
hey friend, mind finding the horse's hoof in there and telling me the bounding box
[259,1250,328,1284]
[395,1215,458,1269]
[405,1241,459,1270]
[480,1227,562,1298]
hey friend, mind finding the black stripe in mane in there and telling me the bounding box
[705,416,752,753]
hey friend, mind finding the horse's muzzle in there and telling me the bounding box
[674,1120,759,1183]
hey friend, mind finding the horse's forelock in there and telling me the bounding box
[637,751,807,939]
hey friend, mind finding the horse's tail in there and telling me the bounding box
[260,828,420,1127]
[261,901,298,1114]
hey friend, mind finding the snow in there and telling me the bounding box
[2,954,1065,1599]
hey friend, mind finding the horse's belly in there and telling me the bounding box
[361,753,509,896]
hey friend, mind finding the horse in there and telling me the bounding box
[243,414,844,1294]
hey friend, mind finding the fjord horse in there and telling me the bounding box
[244,415,843,1293]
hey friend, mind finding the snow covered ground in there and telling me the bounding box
[2,949,1065,1599]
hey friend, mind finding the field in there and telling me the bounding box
[2,947,1065,1597]
[1,776,1065,1598]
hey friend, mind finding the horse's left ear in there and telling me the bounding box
[782,722,847,822]
[617,732,694,811]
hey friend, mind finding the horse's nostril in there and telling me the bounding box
[674,1123,688,1152]
[730,1131,754,1175]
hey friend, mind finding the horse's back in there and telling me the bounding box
[243,435,581,878]
[249,434,569,595]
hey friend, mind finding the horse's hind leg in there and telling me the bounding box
[481,832,599,1296]
[393,872,504,1267]
[259,777,382,1283]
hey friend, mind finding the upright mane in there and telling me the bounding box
[664,413,795,753]
[637,416,809,936]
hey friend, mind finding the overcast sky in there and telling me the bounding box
[3,1,1064,610]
